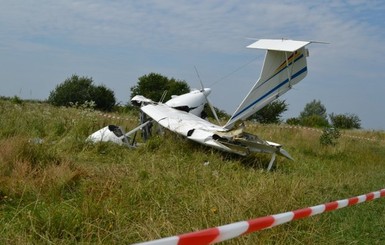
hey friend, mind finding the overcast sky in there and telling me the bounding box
[1,0,384,129]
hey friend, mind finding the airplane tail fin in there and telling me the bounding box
[224,39,311,129]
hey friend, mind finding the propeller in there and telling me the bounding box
[206,96,220,124]
[194,66,220,125]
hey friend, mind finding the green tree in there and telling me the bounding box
[130,73,190,102]
[300,99,327,120]
[329,113,361,129]
[250,100,288,124]
[48,75,116,111]
[299,100,329,127]
[91,85,116,111]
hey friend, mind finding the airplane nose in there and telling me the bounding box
[203,88,211,96]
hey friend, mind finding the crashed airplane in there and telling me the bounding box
[88,39,316,170]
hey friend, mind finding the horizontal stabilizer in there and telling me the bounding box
[247,39,310,52]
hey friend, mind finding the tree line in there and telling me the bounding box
[47,73,361,129]
[286,99,361,129]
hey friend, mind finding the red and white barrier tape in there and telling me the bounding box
[135,189,385,245]
[94,112,138,122]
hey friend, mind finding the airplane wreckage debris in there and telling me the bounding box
[87,122,151,147]
[88,39,321,170]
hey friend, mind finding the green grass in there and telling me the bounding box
[1,99,385,244]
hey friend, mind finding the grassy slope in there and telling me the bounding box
[0,99,385,244]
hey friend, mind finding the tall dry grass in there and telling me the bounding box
[0,99,385,244]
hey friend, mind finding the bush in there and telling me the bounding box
[48,75,116,111]
[251,100,288,124]
[320,127,341,146]
[11,96,23,104]
[300,115,330,128]
[329,113,361,129]
[90,85,116,111]
[286,117,301,125]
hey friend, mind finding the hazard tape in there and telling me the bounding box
[95,112,137,122]
[134,189,385,245]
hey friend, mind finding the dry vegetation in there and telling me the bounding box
[1,99,385,244]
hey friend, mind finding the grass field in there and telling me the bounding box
[1,98,385,244]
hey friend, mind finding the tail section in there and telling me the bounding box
[224,39,310,129]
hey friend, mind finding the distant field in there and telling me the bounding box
[1,99,385,244]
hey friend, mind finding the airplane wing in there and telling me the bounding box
[141,103,225,137]
[141,103,292,162]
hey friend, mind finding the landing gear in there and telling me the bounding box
[267,153,276,171]
[140,111,152,141]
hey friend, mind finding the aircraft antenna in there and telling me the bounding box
[194,66,205,91]
[209,56,258,87]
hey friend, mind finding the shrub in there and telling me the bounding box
[286,117,301,125]
[251,100,288,124]
[300,115,330,128]
[11,96,23,104]
[329,113,361,129]
[319,127,341,146]
[48,75,116,111]
[91,85,116,111]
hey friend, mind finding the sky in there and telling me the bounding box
[1,0,384,130]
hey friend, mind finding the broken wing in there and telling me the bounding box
[141,103,292,159]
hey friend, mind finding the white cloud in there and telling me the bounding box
[1,0,384,128]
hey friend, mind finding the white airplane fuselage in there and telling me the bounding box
[165,88,211,117]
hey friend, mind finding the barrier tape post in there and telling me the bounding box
[135,189,385,245]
